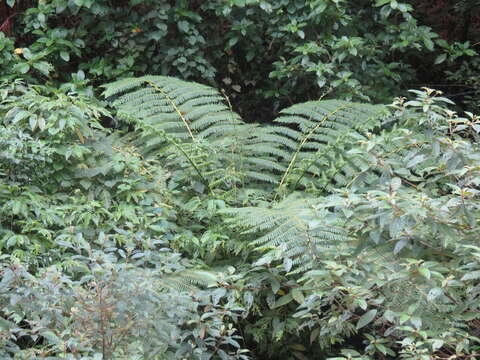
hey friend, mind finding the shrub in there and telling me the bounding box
[2,73,480,358]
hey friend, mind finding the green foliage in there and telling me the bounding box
[271,100,387,192]
[101,77,480,359]
[0,244,247,359]
[2,0,479,119]
[219,87,480,358]
[0,80,250,359]
[230,195,353,273]
[103,75,286,192]
[1,0,480,358]
[103,76,243,141]
[2,73,480,359]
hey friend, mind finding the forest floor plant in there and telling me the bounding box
[1,76,480,359]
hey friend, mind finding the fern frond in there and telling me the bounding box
[104,76,285,192]
[103,76,242,142]
[157,269,220,292]
[104,79,387,194]
[270,100,387,193]
[225,196,351,272]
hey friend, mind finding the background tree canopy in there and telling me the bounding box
[0,1,480,359]
[1,0,479,119]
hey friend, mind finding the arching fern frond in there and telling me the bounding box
[157,269,220,292]
[225,196,352,272]
[270,100,387,193]
[103,79,388,195]
[102,76,243,142]
[103,76,285,193]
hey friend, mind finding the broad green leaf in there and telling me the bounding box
[273,293,293,309]
[418,267,431,279]
[384,310,395,322]
[356,309,377,330]
[374,0,392,6]
[29,116,37,130]
[32,61,51,75]
[12,110,30,124]
[292,288,305,304]
[13,62,30,74]
[60,51,70,62]
[42,331,61,345]
[434,53,447,64]
[461,270,480,281]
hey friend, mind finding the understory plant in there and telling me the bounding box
[0,80,249,359]
[1,75,480,359]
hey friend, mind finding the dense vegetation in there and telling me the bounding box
[1,0,480,118]
[1,1,480,359]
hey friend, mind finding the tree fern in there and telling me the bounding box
[103,76,285,192]
[103,78,390,195]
